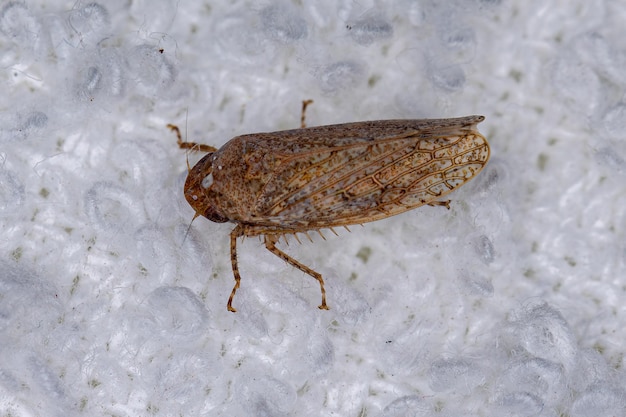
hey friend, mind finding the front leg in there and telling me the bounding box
[227,224,244,312]
[167,124,218,153]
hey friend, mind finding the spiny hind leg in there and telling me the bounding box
[264,234,329,310]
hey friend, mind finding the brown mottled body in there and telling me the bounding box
[171,103,490,312]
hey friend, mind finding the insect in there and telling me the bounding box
[170,101,490,312]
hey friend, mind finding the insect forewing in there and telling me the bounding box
[210,116,489,229]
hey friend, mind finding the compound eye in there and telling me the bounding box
[201,173,214,189]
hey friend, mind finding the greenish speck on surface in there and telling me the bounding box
[548,137,558,145]
[434,400,444,412]
[70,275,80,295]
[146,403,158,414]
[509,69,523,82]
[564,256,576,267]
[537,153,549,171]
[356,246,372,263]
[39,188,49,198]
[368,74,381,87]
[219,96,231,111]
[297,381,310,396]
[593,343,605,355]
[11,247,22,261]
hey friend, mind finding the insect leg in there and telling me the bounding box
[227,224,244,312]
[264,234,329,310]
[300,100,314,128]
[167,124,218,153]
[427,200,451,209]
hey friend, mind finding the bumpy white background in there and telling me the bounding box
[1,1,625,416]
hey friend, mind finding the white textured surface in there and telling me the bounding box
[1,1,626,416]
